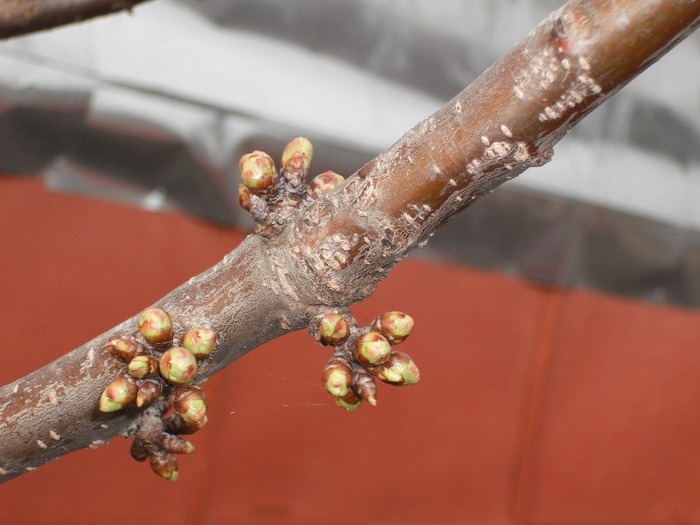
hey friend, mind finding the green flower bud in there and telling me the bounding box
[318,313,350,346]
[239,150,277,192]
[138,307,173,349]
[309,171,345,197]
[354,331,391,366]
[106,338,142,363]
[99,375,138,413]
[159,347,198,385]
[373,311,414,344]
[322,358,353,398]
[128,354,159,379]
[149,451,179,482]
[174,386,208,429]
[373,351,420,386]
[181,327,217,359]
[281,137,313,171]
[136,380,163,408]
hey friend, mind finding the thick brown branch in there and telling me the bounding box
[0,0,697,482]
[0,0,152,39]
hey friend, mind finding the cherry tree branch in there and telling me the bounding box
[0,0,697,483]
[0,0,152,39]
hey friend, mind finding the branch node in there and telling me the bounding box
[310,310,420,411]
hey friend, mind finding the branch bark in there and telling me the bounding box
[0,0,152,39]
[0,0,698,482]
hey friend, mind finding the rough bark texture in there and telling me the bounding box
[0,0,698,482]
[0,0,151,39]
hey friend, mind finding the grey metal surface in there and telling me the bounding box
[0,1,698,306]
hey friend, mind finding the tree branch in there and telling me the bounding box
[0,0,152,39]
[0,0,698,482]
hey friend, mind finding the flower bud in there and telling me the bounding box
[239,150,277,193]
[181,327,217,359]
[310,171,344,197]
[128,354,159,379]
[372,311,414,344]
[354,331,391,366]
[160,433,195,455]
[372,351,420,386]
[322,358,353,398]
[318,313,350,346]
[159,347,198,385]
[106,338,142,363]
[174,386,208,429]
[281,137,313,172]
[149,451,179,482]
[138,307,173,349]
[136,380,163,408]
[99,375,138,413]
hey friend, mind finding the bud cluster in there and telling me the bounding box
[311,310,420,411]
[237,137,345,235]
[99,307,218,481]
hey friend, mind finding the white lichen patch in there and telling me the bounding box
[100,424,108,429]
[578,56,591,71]
[500,124,513,138]
[47,390,58,405]
[50,430,61,441]
[514,142,530,161]
[513,85,524,100]
[484,141,512,159]
[480,135,490,146]
[88,440,107,450]
[26,467,36,472]
[36,440,47,450]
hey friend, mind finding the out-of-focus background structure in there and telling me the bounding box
[1,1,699,523]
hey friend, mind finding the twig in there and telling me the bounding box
[0,0,697,482]
[0,0,152,39]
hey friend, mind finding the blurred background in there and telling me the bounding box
[1,0,700,523]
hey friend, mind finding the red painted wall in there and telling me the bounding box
[2,176,700,524]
